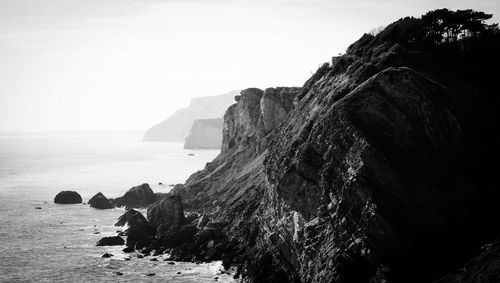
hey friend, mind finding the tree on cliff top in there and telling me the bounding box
[367,8,498,50]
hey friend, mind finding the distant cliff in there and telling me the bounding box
[184,118,224,149]
[143,91,238,141]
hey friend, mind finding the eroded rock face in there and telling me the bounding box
[260,87,301,133]
[147,194,185,236]
[89,192,113,209]
[114,183,155,209]
[54,191,82,204]
[263,67,464,282]
[222,88,264,153]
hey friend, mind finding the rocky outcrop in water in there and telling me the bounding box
[88,192,113,209]
[115,209,155,248]
[114,183,155,209]
[184,118,224,149]
[54,191,82,204]
[96,236,124,246]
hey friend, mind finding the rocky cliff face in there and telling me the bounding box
[143,91,238,141]
[184,118,224,149]
[171,13,500,283]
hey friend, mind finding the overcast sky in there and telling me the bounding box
[0,0,498,132]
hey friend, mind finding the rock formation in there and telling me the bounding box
[168,10,500,283]
[96,236,124,246]
[114,183,155,209]
[115,209,155,247]
[184,118,224,149]
[147,194,186,237]
[88,192,113,209]
[109,9,500,283]
[54,191,82,204]
[143,91,238,141]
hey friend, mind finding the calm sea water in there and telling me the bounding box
[0,131,234,282]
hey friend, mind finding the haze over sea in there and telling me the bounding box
[0,131,234,282]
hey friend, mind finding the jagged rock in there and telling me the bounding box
[88,192,113,209]
[96,236,124,246]
[260,87,301,133]
[114,183,155,209]
[115,209,155,247]
[54,191,82,204]
[197,215,210,229]
[184,118,224,149]
[147,194,185,236]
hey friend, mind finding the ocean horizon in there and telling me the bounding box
[0,131,234,282]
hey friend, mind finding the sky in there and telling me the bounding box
[0,0,498,132]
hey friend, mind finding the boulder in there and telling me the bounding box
[96,236,125,246]
[114,183,155,209]
[88,192,114,209]
[122,246,135,253]
[54,191,82,204]
[147,194,185,232]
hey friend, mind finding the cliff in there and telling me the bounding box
[143,91,238,141]
[184,118,224,149]
[164,10,500,282]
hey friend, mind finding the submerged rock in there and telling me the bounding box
[54,191,82,204]
[96,236,125,246]
[88,192,114,209]
[102,253,113,258]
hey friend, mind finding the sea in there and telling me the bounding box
[0,131,235,282]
